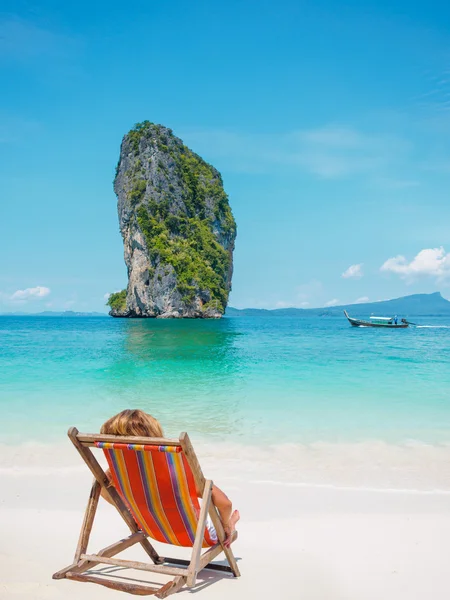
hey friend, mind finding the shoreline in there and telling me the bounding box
[2,436,450,492]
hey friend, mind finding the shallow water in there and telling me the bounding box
[2,315,449,446]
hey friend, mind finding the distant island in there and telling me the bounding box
[226,292,450,317]
[108,121,236,319]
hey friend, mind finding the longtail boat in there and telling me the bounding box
[344,310,410,328]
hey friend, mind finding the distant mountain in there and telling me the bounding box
[0,311,108,317]
[3,293,449,318]
[226,292,450,317]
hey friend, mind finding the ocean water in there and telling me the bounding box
[2,314,450,446]
[2,314,450,490]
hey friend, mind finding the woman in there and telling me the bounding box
[100,409,240,547]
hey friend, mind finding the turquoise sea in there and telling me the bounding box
[2,315,450,447]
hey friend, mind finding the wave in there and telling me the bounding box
[416,325,450,329]
[0,465,85,476]
[251,479,450,495]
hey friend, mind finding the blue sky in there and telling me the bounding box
[1,0,450,312]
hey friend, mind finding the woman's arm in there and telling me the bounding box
[211,484,233,527]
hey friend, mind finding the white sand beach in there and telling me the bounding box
[1,440,450,600]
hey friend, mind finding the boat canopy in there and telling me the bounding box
[369,316,392,321]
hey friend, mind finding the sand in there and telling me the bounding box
[1,442,449,600]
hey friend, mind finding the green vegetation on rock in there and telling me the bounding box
[106,289,127,312]
[129,179,146,206]
[137,204,230,309]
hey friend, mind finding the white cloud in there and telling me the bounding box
[181,125,411,180]
[300,127,363,148]
[325,298,340,307]
[10,286,50,301]
[0,114,41,145]
[342,263,364,279]
[380,247,450,281]
[354,296,370,304]
[274,300,310,308]
[296,280,323,303]
[291,127,404,178]
[375,177,420,189]
[0,16,80,61]
[104,290,122,301]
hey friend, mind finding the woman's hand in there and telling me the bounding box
[222,510,240,548]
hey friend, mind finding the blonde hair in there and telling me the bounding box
[101,409,164,437]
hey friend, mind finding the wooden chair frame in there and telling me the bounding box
[53,428,240,597]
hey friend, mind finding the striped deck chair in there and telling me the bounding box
[53,428,240,597]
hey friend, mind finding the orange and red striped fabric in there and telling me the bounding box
[95,441,216,548]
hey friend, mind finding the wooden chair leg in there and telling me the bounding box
[64,573,187,597]
[65,572,160,595]
[186,480,213,587]
[74,478,101,561]
[207,506,240,577]
[156,576,186,599]
[53,480,100,580]
[221,539,240,577]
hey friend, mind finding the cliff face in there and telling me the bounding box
[109,122,236,318]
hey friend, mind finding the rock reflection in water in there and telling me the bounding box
[101,318,246,438]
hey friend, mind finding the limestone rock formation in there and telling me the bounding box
[108,122,236,318]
